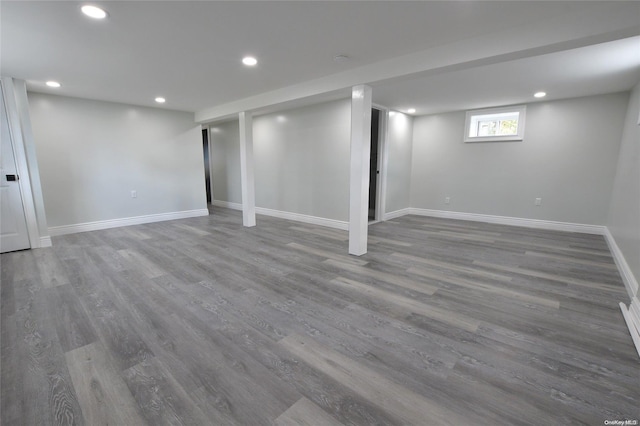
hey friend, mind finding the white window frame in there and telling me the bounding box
[464,105,526,143]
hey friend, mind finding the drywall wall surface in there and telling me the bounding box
[209,120,242,205]
[28,92,205,228]
[253,99,351,221]
[410,92,628,225]
[607,83,640,296]
[385,111,413,214]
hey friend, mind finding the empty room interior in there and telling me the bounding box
[2,1,640,425]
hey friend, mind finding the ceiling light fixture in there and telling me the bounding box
[155,97,166,103]
[534,91,547,98]
[333,55,350,63]
[407,108,416,114]
[242,56,258,66]
[46,81,61,88]
[81,5,108,19]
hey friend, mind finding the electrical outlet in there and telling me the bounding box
[535,197,541,206]
[445,197,450,204]
[131,190,137,198]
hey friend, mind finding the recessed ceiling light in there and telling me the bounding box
[333,55,350,63]
[46,81,61,88]
[407,108,416,114]
[81,5,108,19]
[534,91,547,98]
[242,56,258,66]
[155,97,166,103]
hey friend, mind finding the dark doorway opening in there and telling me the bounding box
[368,108,380,221]
[202,128,212,204]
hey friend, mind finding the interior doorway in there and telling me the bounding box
[368,108,381,221]
[202,128,212,204]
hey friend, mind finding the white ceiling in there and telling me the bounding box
[375,36,640,116]
[2,1,640,120]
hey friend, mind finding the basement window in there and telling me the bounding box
[464,105,526,142]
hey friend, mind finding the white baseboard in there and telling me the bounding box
[605,228,640,359]
[211,200,348,230]
[255,207,348,230]
[211,200,242,210]
[383,208,411,221]
[48,209,210,236]
[405,208,606,235]
[39,236,52,248]
[620,297,640,358]
[604,227,639,300]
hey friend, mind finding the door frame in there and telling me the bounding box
[202,126,212,204]
[371,104,389,223]
[0,81,31,251]
[206,124,217,206]
[1,77,49,248]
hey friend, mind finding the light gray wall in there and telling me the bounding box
[410,93,628,225]
[28,92,206,228]
[209,120,242,205]
[385,111,413,214]
[607,83,640,297]
[252,99,351,221]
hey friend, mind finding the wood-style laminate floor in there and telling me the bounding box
[1,206,638,425]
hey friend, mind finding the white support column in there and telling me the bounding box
[239,111,256,227]
[348,85,373,256]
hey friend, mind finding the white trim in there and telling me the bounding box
[211,200,242,210]
[383,208,411,221]
[48,209,209,236]
[39,236,52,248]
[2,78,38,248]
[211,201,348,230]
[372,104,388,222]
[603,227,639,300]
[405,208,605,235]
[13,79,51,247]
[255,207,348,231]
[203,125,213,204]
[620,297,640,358]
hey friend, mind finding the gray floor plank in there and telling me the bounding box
[123,357,210,426]
[2,207,638,425]
[44,284,97,353]
[1,301,22,425]
[12,277,85,425]
[279,333,474,425]
[65,342,145,425]
[33,248,72,288]
[275,397,345,426]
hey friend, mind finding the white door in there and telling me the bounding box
[0,84,30,253]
